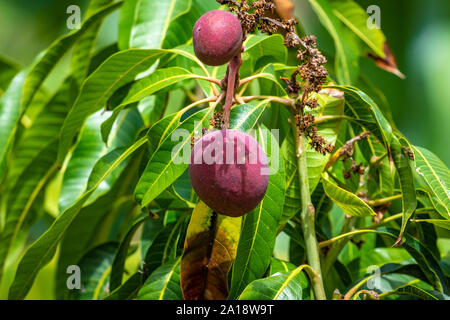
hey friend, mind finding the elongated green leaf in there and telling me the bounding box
[269,258,297,274]
[138,259,182,300]
[239,265,309,300]
[0,70,27,179]
[21,1,122,110]
[380,283,449,300]
[7,77,77,191]
[309,0,359,85]
[330,0,386,58]
[362,134,394,198]
[144,215,186,276]
[100,67,195,142]
[69,242,118,300]
[229,126,285,299]
[110,214,150,291]
[120,0,191,50]
[55,185,127,299]
[322,172,376,217]
[241,35,288,77]
[71,0,114,85]
[118,67,196,107]
[59,108,143,211]
[180,201,241,300]
[8,137,147,299]
[413,146,450,219]
[414,219,450,231]
[333,85,392,146]
[0,144,57,281]
[57,48,203,165]
[0,78,76,282]
[392,135,417,240]
[161,0,217,49]
[373,228,448,294]
[135,108,211,206]
[103,272,145,300]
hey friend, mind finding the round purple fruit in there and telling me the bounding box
[189,129,269,217]
[193,10,243,66]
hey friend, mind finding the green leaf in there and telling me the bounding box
[241,35,288,77]
[414,219,450,231]
[330,0,386,58]
[229,125,285,299]
[21,1,122,110]
[322,172,376,217]
[6,77,77,191]
[228,100,269,133]
[119,0,191,50]
[59,108,143,211]
[0,78,76,282]
[0,70,28,179]
[69,242,118,300]
[391,135,417,240]
[135,108,212,205]
[362,134,394,198]
[239,265,310,300]
[103,272,144,300]
[144,215,186,276]
[332,85,392,146]
[309,0,360,85]
[100,67,197,143]
[57,48,204,165]
[71,0,114,85]
[55,187,126,299]
[138,259,182,300]
[8,137,147,299]
[110,214,150,291]
[376,228,448,294]
[161,0,218,50]
[269,258,296,274]
[413,146,450,219]
[379,281,450,300]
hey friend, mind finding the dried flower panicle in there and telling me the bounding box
[217,0,276,36]
[210,111,223,129]
[295,114,334,155]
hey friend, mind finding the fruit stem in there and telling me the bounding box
[222,54,242,129]
[291,119,327,300]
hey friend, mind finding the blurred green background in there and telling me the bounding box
[0,0,448,164]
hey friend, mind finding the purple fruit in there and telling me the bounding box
[189,129,269,217]
[193,10,243,66]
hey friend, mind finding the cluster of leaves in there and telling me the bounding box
[0,0,448,301]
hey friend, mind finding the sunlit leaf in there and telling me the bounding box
[138,259,182,300]
[8,137,147,299]
[413,146,450,219]
[229,125,285,299]
[69,242,118,300]
[322,172,376,217]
